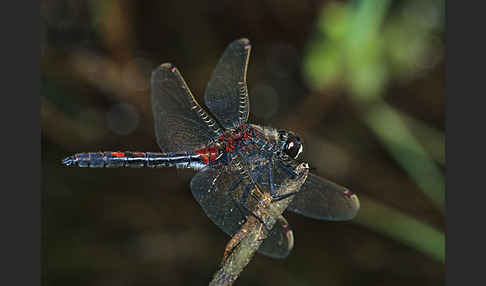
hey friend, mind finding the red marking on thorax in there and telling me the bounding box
[111,152,125,157]
[218,124,253,153]
[194,146,219,164]
[196,125,253,163]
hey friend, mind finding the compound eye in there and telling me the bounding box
[285,138,303,159]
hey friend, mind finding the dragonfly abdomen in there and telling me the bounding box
[62,151,205,169]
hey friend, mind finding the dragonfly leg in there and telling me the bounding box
[225,175,248,225]
[268,163,277,197]
[227,179,268,229]
[240,182,252,205]
[224,175,265,227]
[229,197,248,225]
[238,183,266,226]
[277,160,298,178]
[271,190,300,202]
[271,161,308,202]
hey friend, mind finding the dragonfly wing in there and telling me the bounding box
[151,64,223,152]
[204,39,251,129]
[191,166,246,236]
[191,166,294,259]
[258,217,294,259]
[287,173,360,221]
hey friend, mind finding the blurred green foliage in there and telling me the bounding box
[305,0,444,97]
[303,0,444,263]
[355,197,444,262]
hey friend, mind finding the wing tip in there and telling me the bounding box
[151,63,180,85]
[157,62,177,72]
[234,38,251,50]
[344,189,360,219]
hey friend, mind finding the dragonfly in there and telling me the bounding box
[63,39,360,259]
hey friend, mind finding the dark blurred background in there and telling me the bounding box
[41,0,444,285]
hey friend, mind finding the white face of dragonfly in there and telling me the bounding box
[279,130,304,159]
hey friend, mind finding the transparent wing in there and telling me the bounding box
[258,217,294,259]
[190,166,293,258]
[191,167,245,236]
[204,38,251,129]
[287,173,360,221]
[151,63,223,152]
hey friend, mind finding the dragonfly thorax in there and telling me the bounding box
[216,124,254,152]
[247,124,304,160]
[194,124,255,164]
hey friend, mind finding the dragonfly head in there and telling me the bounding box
[278,130,304,159]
